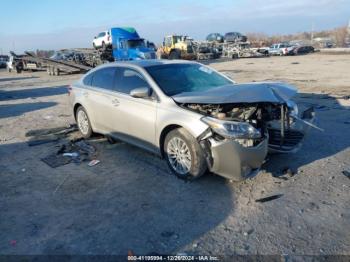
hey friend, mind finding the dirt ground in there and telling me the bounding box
[0,53,349,258]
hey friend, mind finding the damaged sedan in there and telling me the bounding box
[70,60,316,181]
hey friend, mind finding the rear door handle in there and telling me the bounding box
[111,99,120,106]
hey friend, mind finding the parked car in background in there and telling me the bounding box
[70,60,315,181]
[291,45,315,55]
[206,33,224,43]
[0,55,9,68]
[224,32,247,43]
[269,43,294,56]
[93,30,112,49]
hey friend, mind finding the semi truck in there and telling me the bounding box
[95,27,156,60]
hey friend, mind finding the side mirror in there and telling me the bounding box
[94,36,97,39]
[130,87,150,98]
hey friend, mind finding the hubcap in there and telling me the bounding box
[77,110,89,135]
[166,137,192,175]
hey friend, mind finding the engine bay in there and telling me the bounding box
[182,102,287,133]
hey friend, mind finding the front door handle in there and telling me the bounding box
[111,99,120,106]
[83,91,89,97]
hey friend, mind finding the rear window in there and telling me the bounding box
[83,73,93,86]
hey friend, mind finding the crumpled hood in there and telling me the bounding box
[172,82,297,104]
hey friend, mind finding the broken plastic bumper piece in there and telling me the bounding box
[208,137,268,181]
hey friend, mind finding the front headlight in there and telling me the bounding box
[201,117,261,139]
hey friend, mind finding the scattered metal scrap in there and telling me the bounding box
[26,124,78,146]
[41,138,96,168]
[255,194,284,203]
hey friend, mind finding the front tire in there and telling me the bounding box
[76,106,93,138]
[164,128,207,180]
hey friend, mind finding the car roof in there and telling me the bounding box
[98,59,197,69]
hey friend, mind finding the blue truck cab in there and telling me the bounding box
[110,27,156,60]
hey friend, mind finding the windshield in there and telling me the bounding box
[127,39,145,48]
[146,64,233,96]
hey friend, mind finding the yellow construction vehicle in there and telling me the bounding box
[158,35,197,60]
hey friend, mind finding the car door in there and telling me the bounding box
[84,66,119,133]
[109,66,158,152]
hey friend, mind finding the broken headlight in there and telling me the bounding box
[201,116,261,139]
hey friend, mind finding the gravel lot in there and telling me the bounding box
[0,53,349,257]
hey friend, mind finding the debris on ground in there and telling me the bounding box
[41,138,96,168]
[88,159,100,167]
[41,153,72,168]
[255,194,283,203]
[281,167,295,177]
[62,152,79,157]
[26,124,78,146]
[26,124,77,137]
[341,170,350,179]
[243,229,254,236]
[28,137,60,146]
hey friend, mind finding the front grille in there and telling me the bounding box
[268,128,304,151]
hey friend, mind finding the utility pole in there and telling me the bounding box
[311,22,314,43]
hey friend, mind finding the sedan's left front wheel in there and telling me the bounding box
[76,106,93,138]
[164,128,207,180]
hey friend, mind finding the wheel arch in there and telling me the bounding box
[159,124,182,158]
[73,103,82,120]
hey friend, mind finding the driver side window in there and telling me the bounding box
[115,67,150,95]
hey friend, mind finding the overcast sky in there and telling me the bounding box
[0,0,349,53]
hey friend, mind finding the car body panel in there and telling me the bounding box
[172,82,297,104]
[209,138,268,180]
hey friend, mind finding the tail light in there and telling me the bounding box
[108,36,110,41]
[67,85,72,96]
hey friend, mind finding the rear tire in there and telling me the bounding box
[164,128,207,180]
[76,106,93,139]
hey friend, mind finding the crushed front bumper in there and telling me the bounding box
[205,137,268,181]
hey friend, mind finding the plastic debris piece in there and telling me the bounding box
[41,154,71,168]
[255,194,283,203]
[63,152,79,157]
[88,159,100,167]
